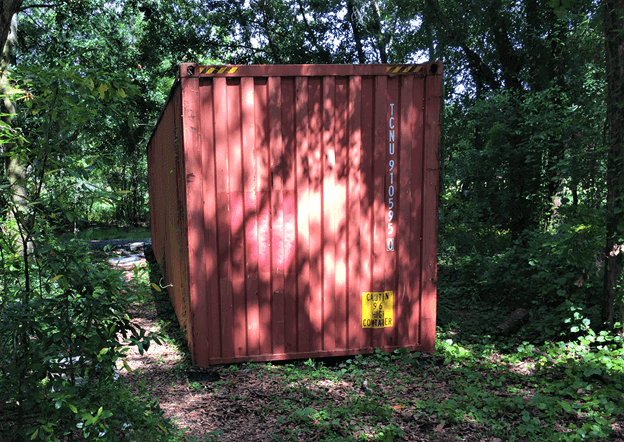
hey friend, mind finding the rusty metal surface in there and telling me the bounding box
[147,85,193,350]
[148,63,442,366]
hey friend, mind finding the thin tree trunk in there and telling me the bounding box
[371,0,387,63]
[2,14,27,250]
[602,0,624,328]
[346,0,366,63]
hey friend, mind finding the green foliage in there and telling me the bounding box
[0,234,177,441]
[439,202,607,341]
[0,38,178,439]
[231,329,624,442]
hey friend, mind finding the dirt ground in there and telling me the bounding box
[113,255,624,442]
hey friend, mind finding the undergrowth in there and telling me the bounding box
[222,326,624,442]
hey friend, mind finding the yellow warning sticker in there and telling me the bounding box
[362,291,393,328]
[385,65,424,74]
[199,66,239,75]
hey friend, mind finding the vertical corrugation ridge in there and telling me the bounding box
[200,79,221,360]
[268,76,285,354]
[228,79,246,357]
[213,77,233,358]
[181,75,205,364]
[295,76,311,354]
[322,76,336,351]
[347,75,362,349]
[241,76,259,356]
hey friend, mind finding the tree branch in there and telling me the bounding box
[18,3,57,13]
[426,0,500,90]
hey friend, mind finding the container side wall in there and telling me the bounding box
[174,88,192,352]
[148,84,192,350]
[148,85,179,276]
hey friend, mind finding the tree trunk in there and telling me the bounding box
[602,0,624,328]
[2,14,27,242]
[0,0,22,53]
[371,0,388,63]
[346,0,366,63]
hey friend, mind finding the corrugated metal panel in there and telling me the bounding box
[147,85,194,351]
[148,63,442,366]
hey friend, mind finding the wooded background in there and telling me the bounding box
[1,0,622,329]
[1,1,623,440]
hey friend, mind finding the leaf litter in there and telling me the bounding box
[115,255,624,442]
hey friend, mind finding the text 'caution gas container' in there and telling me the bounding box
[147,63,442,366]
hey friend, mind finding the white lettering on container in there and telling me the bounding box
[387,103,396,252]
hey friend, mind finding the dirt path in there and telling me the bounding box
[119,263,289,441]
[109,253,211,440]
[116,255,490,442]
[113,250,624,442]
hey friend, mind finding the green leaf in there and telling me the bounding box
[30,429,38,440]
[98,84,109,99]
[69,404,78,413]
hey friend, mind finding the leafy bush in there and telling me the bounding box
[0,234,176,441]
[439,205,606,343]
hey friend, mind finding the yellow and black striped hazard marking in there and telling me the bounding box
[199,66,239,75]
[386,65,426,74]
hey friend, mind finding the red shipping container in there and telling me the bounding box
[147,63,442,366]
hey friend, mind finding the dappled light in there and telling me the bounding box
[148,64,442,366]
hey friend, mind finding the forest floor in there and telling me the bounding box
[108,247,624,442]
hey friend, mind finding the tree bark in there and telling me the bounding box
[370,0,387,63]
[346,0,366,63]
[2,13,25,220]
[1,0,22,53]
[602,0,624,328]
